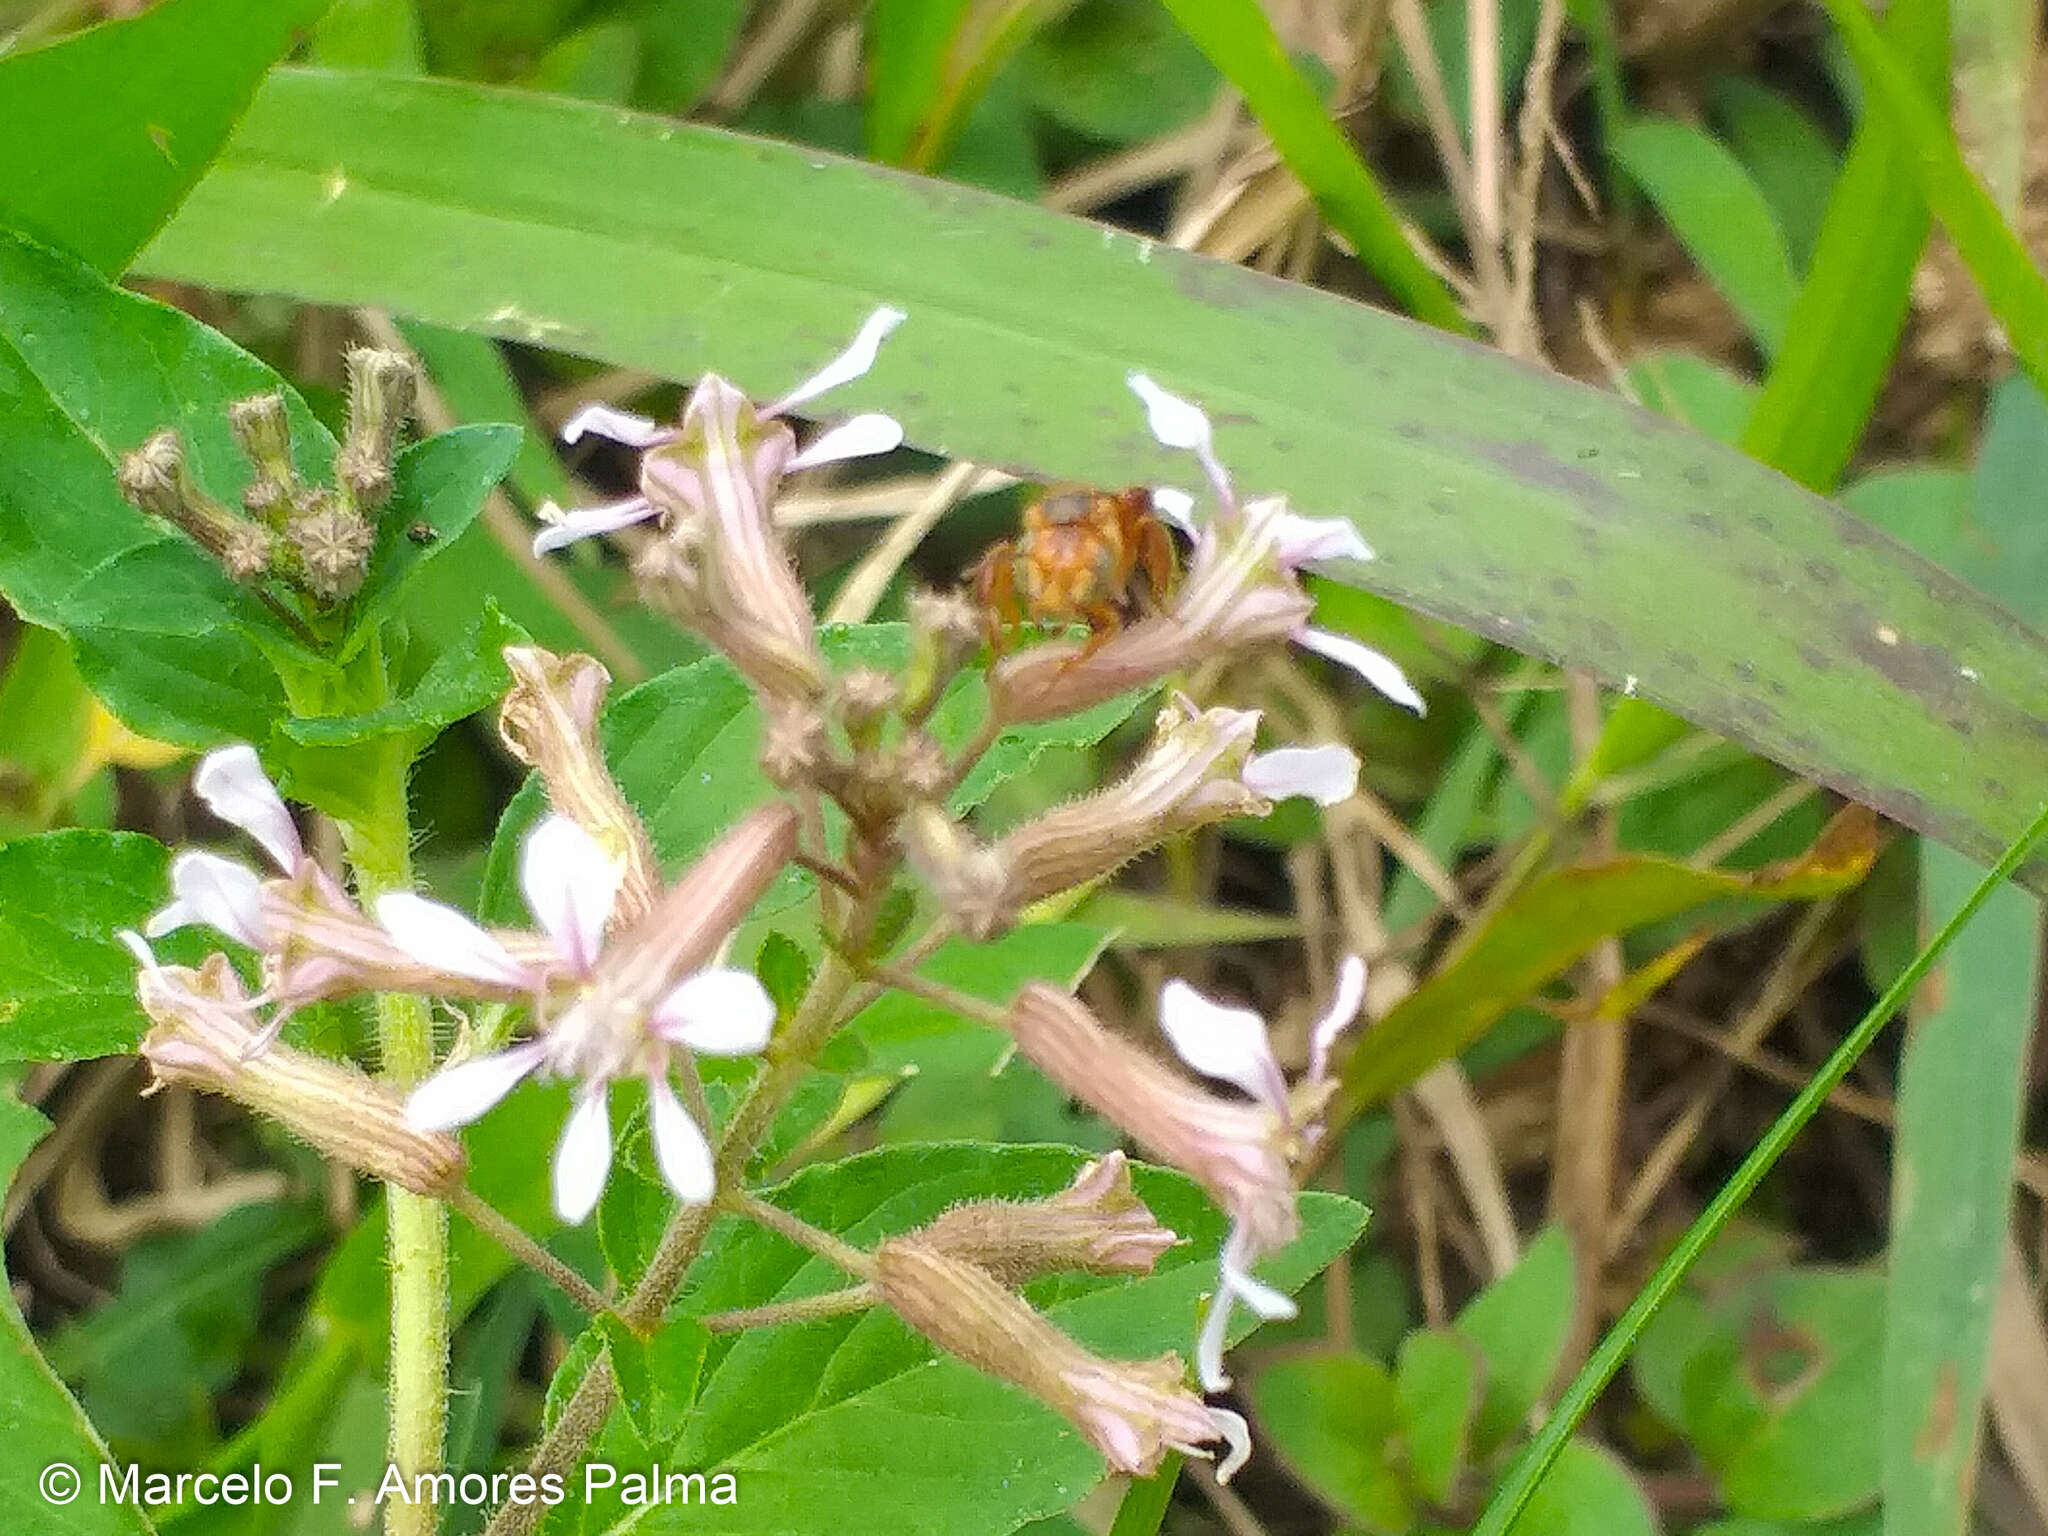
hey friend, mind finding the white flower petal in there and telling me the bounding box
[1221,1247,1298,1322]
[1294,627,1427,715]
[653,968,776,1056]
[373,893,531,988]
[559,404,669,448]
[1210,1409,1252,1483]
[531,496,658,556]
[118,929,157,969]
[1157,978,1289,1113]
[406,1039,548,1131]
[193,744,302,871]
[647,1073,716,1204]
[1127,373,1212,450]
[147,851,268,947]
[1195,1283,1236,1392]
[553,1087,614,1224]
[786,412,905,470]
[1243,744,1360,807]
[1270,511,1374,568]
[1149,486,1199,536]
[519,816,623,974]
[765,306,907,417]
[1310,954,1368,1083]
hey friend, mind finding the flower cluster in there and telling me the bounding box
[127,310,1400,1492]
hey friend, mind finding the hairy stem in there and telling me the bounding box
[346,752,449,1536]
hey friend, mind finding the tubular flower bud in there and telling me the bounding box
[534,309,907,701]
[992,377,1426,723]
[901,588,982,716]
[128,940,462,1195]
[140,746,523,1048]
[227,391,300,523]
[873,1238,1249,1482]
[336,346,418,508]
[498,645,661,928]
[911,1151,1178,1284]
[393,803,798,1222]
[908,699,1361,938]
[117,430,274,581]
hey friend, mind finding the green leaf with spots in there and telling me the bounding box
[138,70,2048,887]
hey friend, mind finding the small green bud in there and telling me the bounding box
[227,391,299,523]
[117,429,274,582]
[336,346,418,509]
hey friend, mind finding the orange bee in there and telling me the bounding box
[969,485,1179,653]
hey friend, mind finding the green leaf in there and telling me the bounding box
[1816,0,2048,405]
[1626,350,1759,443]
[1151,0,1464,328]
[0,1094,158,1535]
[282,600,525,749]
[0,831,185,1063]
[310,0,426,72]
[1455,1227,1577,1458]
[1340,809,1881,1110]
[1709,76,1841,270]
[631,0,747,114]
[1612,116,1798,354]
[1022,0,1219,144]
[1251,1353,1412,1534]
[1396,1329,1480,1505]
[44,1201,323,1457]
[0,0,329,274]
[626,1144,1365,1536]
[140,71,2048,885]
[1739,0,1943,492]
[1506,1440,1658,1535]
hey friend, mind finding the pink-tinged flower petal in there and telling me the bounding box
[764,307,907,417]
[647,1073,716,1204]
[407,1039,549,1132]
[519,815,623,974]
[559,404,669,448]
[1149,486,1199,537]
[193,744,302,871]
[1211,1409,1252,1483]
[1157,979,1289,1114]
[373,893,532,988]
[1270,512,1373,568]
[1309,954,1368,1083]
[787,412,904,470]
[1294,627,1427,715]
[147,851,268,947]
[653,968,775,1056]
[531,496,659,556]
[1243,744,1360,807]
[553,1087,614,1224]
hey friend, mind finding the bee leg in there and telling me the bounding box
[970,544,1022,656]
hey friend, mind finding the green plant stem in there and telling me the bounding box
[699,1285,876,1333]
[346,753,449,1536]
[1471,802,2048,1536]
[723,1190,878,1280]
[449,1188,612,1317]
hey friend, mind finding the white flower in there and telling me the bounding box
[1158,955,1368,1390]
[392,814,775,1222]
[1126,375,1424,716]
[535,308,907,555]
[1242,744,1360,806]
[145,744,305,946]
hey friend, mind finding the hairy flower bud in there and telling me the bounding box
[1007,986,1299,1263]
[498,646,661,928]
[911,1152,1177,1284]
[836,668,898,743]
[118,430,274,581]
[901,588,983,717]
[135,949,462,1195]
[759,702,831,789]
[907,700,1265,938]
[227,391,300,523]
[874,1238,1248,1481]
[336,346,417,508]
